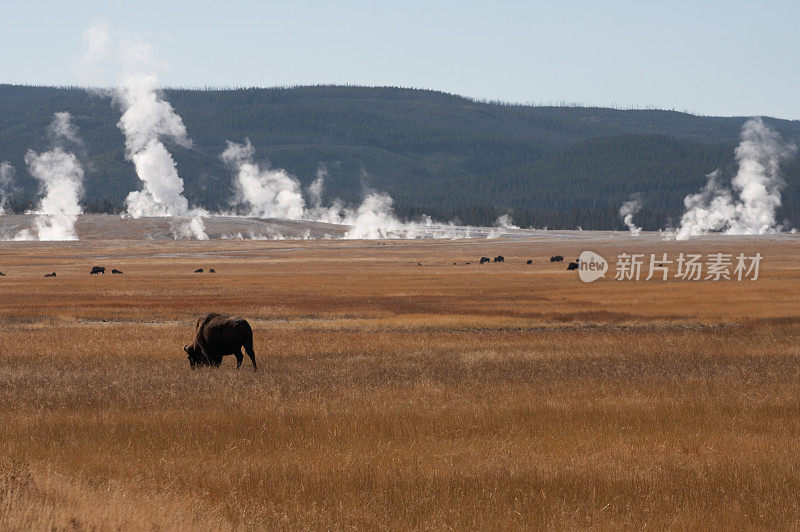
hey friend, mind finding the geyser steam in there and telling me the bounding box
[221,139,306,219]
[221,140,471,238]
[0,162,16,214]
[619,193,643,236]
[675,118,794,240]
[76,22,207,239]
[494,214,519,229]
[18,113,84,241]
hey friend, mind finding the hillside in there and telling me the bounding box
[2,84,800,229]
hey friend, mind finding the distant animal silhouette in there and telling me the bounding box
[526,259,533,265]
[479,257,491,264]
[111,269,123,274]
[194,268,204,273]
[90,266,105,274]
[567,262,579,271]
[493,255,504,263]
[209,268,216,273]
[550,255,564,263]
[45,272,56,277]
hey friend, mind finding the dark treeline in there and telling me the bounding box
[2,84,800,229]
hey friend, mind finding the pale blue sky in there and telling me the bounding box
[2,0,798,118]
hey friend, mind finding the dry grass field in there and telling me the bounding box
[1,234,799,529]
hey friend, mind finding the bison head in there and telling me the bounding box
[184,344,206,368]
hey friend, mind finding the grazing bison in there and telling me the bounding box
[0,272,5,276]
[45,272,56,277]
[209,268,216,273]
[550,255,564,263]
[526,259,533,265]
[184,313,257,371]
[194,268,204,273]
[479,257,491,264]
[567,262,579,271]
[111,269,123,274]
[90,266,105,274]
[493,255,505,263]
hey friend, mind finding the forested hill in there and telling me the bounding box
[2,84,800,229]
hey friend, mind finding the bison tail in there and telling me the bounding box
[242,322,257,371]
[244,340,257,371]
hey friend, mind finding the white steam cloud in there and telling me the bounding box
[306,163,327,209]
[0,162,16,214]
[676,118,795,240]
[619,193,643,236]
[322,191,409,239]
[221,139,306,219]
[75,22,207,240]
[16,113,84,241]
[221,140,480,238]
[494,214,519,229]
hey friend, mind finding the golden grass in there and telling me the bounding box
[1,236,800,529]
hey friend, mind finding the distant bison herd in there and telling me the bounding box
[88,266,125,275]
[456,254,580,271]
[4,258,588,277]
[0,266,222,278]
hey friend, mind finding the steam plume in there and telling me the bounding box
[676,118,794,240]
[494,214,519,229]
[619,193,643,236]
[329,191,407,239]
[221,140,306,219]
[0,162,16,214]
[307,163,327,209]
[221,140,467,238]
[75,22,207,239]
[18,113,84,241]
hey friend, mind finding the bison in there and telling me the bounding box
[90,266,105,274]
[0,272,5,276]
[111,269,123,274]
[479,257,491,264]
[526,259,533,265]
[184,313,257,371]
[567,262,579,271]
[45,272,56,277]
[209,268,216,273]
[550,255,564,263]
[493,255,505,263]
[194,268,204,273]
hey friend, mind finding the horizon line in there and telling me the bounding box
[0,82,780,121]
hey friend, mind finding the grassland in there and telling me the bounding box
[1,235,799,529]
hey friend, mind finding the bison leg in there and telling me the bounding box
[195,335,216,366]
[234,350,244,370]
